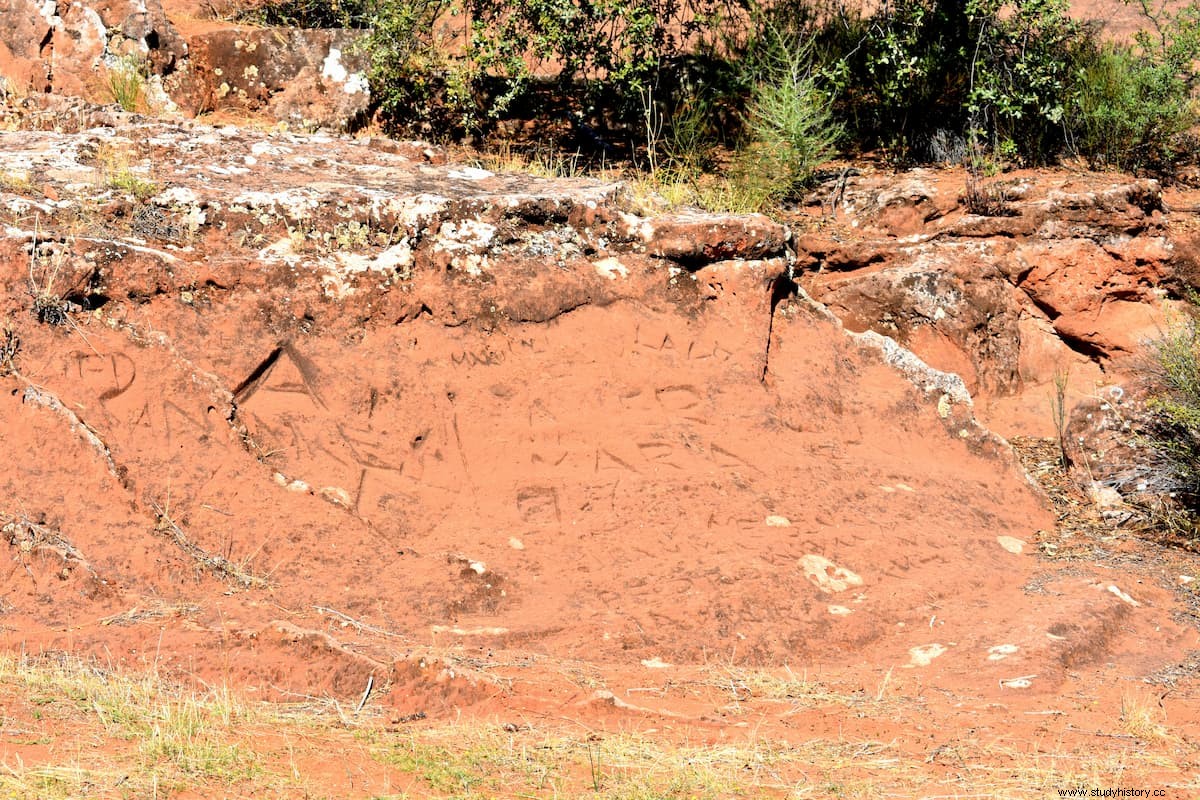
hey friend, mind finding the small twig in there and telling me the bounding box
[1,512,98,577]
[151,500,267,588]
[91,699,109,729]
[876,666,893,701]
[313,605,404,638]
[355,674,374,714]
[99,602,199,626]
[831,167,850,213]
[1064,724,1139,740]
[62,313,104,358]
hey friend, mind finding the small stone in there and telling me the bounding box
[996,536,1025,554]
[798,555,863,593]
[1089,482,1124,509]
[764,515,791,527]
[907,643,946,667]
[999,676,1035,689]
[1106,584,1140,607]
[592,257,627,280]
[987,644,1019,661]
[937,394,952,418]
[319,486,353,506]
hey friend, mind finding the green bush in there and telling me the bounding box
[1143,311,1200,503]
[804,0,1083,163]
[364,0,476,135]
[730,28,839,208]
[467,0,667,117]
[810,0,974,158]
[1071,47,1185,171]
[795,0,1198,168]
[364,0,736,137]
[1068,2,1200,173]
[233,0,374,27]
[965,0,1082,164]
[248,0,1200,180]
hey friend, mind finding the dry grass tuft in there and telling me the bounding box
[94,142,158,200]
[1120,691,1171,742]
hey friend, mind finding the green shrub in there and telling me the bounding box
[364,0,737,137]
[1071,46,1187,171]
[965,0,1082,164]
[254,0,1200,179]
[1142,310,1200,503]
[362,0,475,135]
[467,0,658,116]
[106,55,147,112]
[730,28,839,209]
[795,0,1197,168]
[1068,2,1200,173]
[232,0,374,27]
[811,0,974,158]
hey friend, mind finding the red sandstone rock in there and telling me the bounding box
[0,0,184,100]
[640,212,788,264]
[165,27,368,129]
[801,170,1180,402]
[1,108,1146,697]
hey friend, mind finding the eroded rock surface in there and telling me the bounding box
[165,27,370,129]
[0,0,185,98]
[0,103,1193,712]
[801,172,1179,401]
[0,0,369,129]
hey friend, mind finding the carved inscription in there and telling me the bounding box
[67,351,215,447]
[236,345,467,522]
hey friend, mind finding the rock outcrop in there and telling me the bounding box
[800,172,1179,401]
[0,0,369,129]
[0,0,185,99]
[0,90,1192,722]
[165,27,370,129]
[3,99,1161,696]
